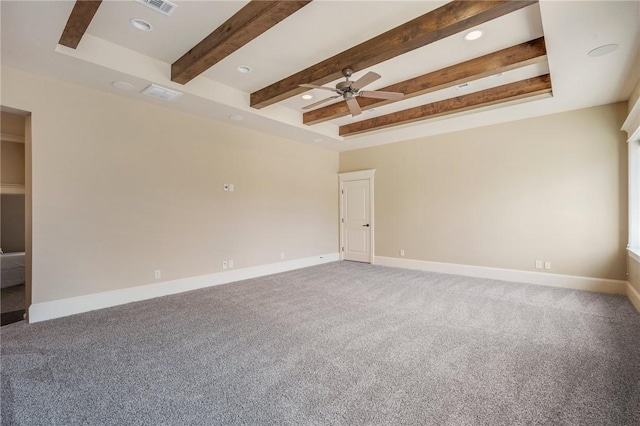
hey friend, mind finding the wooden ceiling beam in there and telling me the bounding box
[58,0,102,49]
[172,1,312,85]
[304,37,547,125]
[339,74,552,137]
[250,0,537,109]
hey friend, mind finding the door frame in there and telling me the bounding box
[338,169,375,264]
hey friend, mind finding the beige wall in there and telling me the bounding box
[1,111,25,137]
[627,77,640,296]
[1,108,26,185]
[630,257,640,295]
[1,111,26,253]
[1,67,339,304]
[1,141,25,184]
[1,194,25,252]
[629,78,640,113]
[340,103,629,280]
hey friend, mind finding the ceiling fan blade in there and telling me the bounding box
[346,97,362,116]
[351,71,381,91]
[359,90,404,100]
[302,95,341,110]
[299,84,337,92]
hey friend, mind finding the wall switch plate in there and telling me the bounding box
[222,260,228,269]
[535,260,543,269]
[154,269,161,279]
[228,259,234,268]
[400,249,405,257]
[223,184,229,191]
[544,261,551,270]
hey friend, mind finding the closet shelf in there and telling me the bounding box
[1,133,25,143]
[0,183,25,194]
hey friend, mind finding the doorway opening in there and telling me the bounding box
[1,107,32,325]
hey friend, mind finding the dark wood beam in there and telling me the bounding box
[172,1,312,85]
[339,74,552,137]
[304,37,547,125]
[58,0,102,49]
[251,0,537,109]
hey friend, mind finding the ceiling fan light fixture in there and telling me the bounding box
[464,30,484,41]
[130,18,153,32]
[587,44,619,57]
[236,66,252,74]
[301,94,313,100]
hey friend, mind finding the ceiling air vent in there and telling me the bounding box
[134,0,177,16]
[141,84,183,101]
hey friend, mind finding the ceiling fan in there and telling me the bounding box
[299,68,404,117]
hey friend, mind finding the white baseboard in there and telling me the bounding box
[627,282,640,313]
[375,256,628,295]
[29,253,339,323]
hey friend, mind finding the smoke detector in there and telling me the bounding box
[134,0,177,16]
[141,84,183,101]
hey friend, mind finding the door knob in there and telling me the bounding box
[362,224,370,227]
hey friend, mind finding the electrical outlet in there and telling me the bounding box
[223,183,229,191]
[228,259,234,268]
[544,261,551,270]
[400,249,405,257]
[535,260,543,269]
[154,269,161,279]
[222,260,228,269]
[229,184,234,192]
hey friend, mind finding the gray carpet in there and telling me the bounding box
[1,261,639,425]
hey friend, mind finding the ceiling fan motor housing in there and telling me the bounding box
[336,80,355,93]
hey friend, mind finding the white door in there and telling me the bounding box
[342,179,371,262]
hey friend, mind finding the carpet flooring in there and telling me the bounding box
[1,262,639,425]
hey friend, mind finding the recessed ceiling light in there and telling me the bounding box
[229,115,244,121]
[313,138,323,143]
[464,30,484,41]
[237,66,252,74]
[112,81,134,90]
[587,44,619,57]
[301,94,313,100]
[130,18,153,32]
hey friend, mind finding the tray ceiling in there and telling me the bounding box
[1,1,638,151]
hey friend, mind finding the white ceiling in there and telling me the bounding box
[1,0,639,151]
